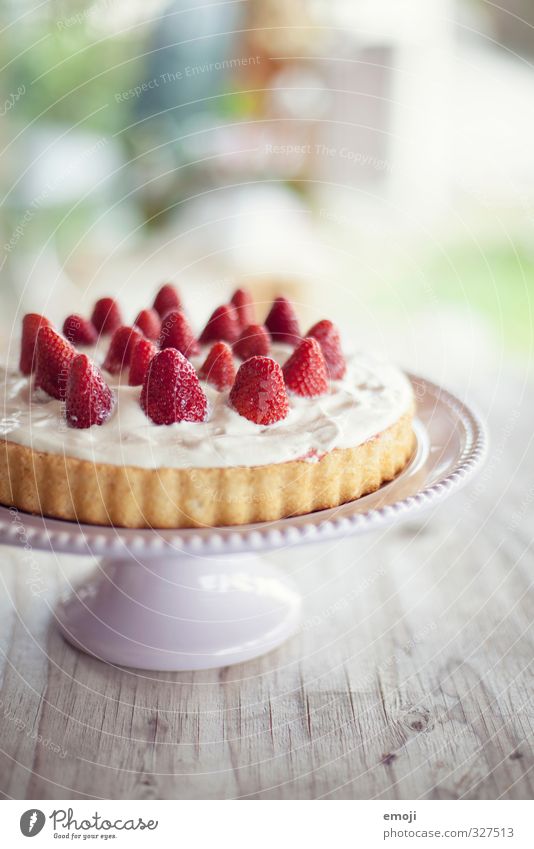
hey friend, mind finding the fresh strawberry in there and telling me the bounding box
[141,348,208,425]
[65,354,115,429]
[198,342,236,391]
[63,314,97,346]
[103,325,144,374]
[229,356,289,425]
[264,296,300,345]
[307,319,346,380]
[158,310,199,357]
[283,337,329,397]
[233,324,271,360]
[134,308,161,341]
[230,288,255,328]
[198,304,239,344]
[152,283,181,318]
[128,337,157,386]
[91,297,122,335]
[34,326,76,399]
[19,313,52,375]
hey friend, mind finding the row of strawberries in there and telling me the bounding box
[18,284,346,429]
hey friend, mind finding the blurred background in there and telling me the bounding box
[0,0,533,391]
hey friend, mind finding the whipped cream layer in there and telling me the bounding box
[0,345,413,469]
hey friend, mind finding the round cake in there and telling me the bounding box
[0,288,415,528]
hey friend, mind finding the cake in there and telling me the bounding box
[0,287,415,528]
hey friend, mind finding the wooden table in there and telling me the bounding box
[1,372,533,800]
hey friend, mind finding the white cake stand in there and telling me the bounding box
[0,375,487,671]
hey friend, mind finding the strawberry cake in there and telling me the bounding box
[0,286,415,528]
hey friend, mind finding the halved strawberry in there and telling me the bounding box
[198,304,239,344]
[141,348,208,425]
[90,297,122,335]
[65,354,115,429]
[34,326,76,399]
[264,296,300,345]
[158,310,199,357]
[129,337,158,386]
[63,314,97,346]
[230,288,255,329]
[229,356,289,425]
[306,319,346,380]
[233,324,271,361]
[283,337,329,397]
[198,342,236,391]
[152,283,181,318]
[134,308,161,341]
[19,313,52,375]
[103,325,144,374]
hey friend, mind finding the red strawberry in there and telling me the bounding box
[91,297,122,335]
[159,310,199,357]
[19,313,52,375]
[65,354,115,429]
[283,337,329,397]
[233,324,271,360]
[63,314,97,346]
[198,304,239,344]
[264,296,300,345]
[103,325,144,374]
[34,326,76,399]
[134,308,161,341]
[229,356,289,425]
[153,283,181,318]
[198,342,236,391]
[129,337,157,386]
[141,348,208,425]
[230,288,255,329]
[307,319,346,380]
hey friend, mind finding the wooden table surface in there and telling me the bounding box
[1,371,533,800]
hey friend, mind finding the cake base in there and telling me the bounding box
[0,409,414,528]
[56,552,301,670]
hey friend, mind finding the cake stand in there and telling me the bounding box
[0,375,487,671]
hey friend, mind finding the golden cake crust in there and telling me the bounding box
[0,409,414,528]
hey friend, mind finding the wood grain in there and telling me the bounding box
[0,375,533,800]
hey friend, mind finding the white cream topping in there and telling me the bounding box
[0,345,413,469]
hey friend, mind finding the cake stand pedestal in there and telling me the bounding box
[0,375,487,671]
[56,553,300,670]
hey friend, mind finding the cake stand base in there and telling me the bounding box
[55,553,301,670]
